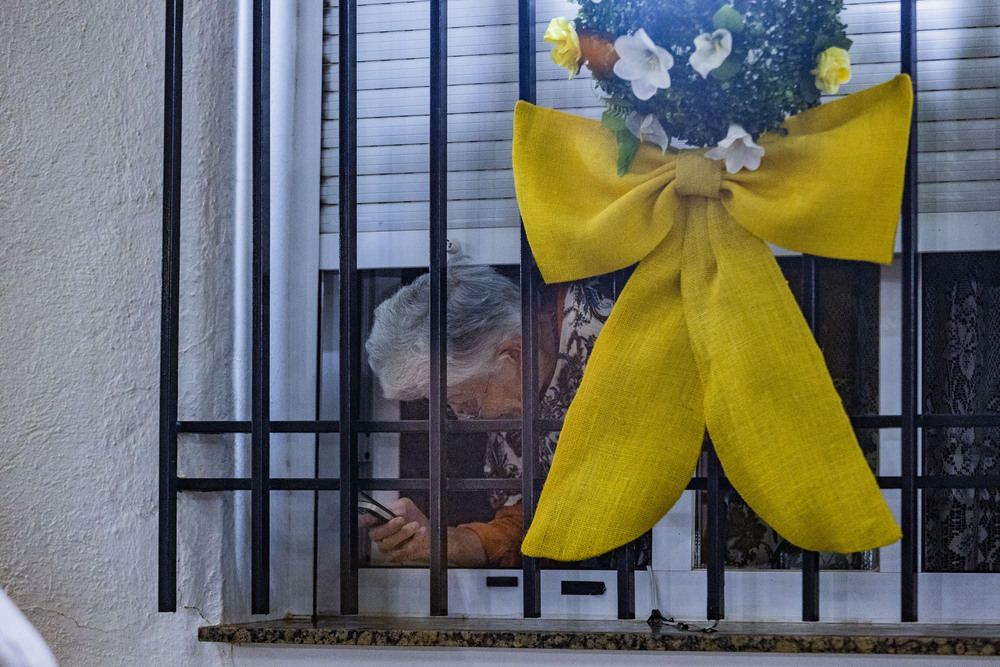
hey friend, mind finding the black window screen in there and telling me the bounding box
[159,0,1000,622]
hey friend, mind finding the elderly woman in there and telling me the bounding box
[363,262,613,567]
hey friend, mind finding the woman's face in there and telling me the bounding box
[446,354,522,419]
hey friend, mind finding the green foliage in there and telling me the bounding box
[616,131,640,176]
[573,0,850,151]
[601,110,627,132]
[712,5,744,33]
[602,110,640,176]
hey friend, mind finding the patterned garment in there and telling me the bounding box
[485,278,615,511]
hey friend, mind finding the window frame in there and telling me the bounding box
[160,0,1000,623]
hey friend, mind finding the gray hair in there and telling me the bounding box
[365,263,521,401]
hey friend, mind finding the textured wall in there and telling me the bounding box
[0,1,235,664]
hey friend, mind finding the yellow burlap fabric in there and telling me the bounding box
[514,75,913,561]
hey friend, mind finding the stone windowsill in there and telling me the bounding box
[200,616,1000,656]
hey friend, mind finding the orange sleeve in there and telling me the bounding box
[458,503,524,568]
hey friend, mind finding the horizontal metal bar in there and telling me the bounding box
[877,476,1000,489]
[178,421,253,434]
[921,414,1000,428]
[447,419,522,432]
[274,421,341,433]
[359,478,431,491]
[686,478,710,491]
[176,418,576,435]
[178,473,997,494]
[448,478,522,491]
[357,420,428,433]
[178,478,251,491]
[177,477,437,492]
[918,475,1000,489]
[177,420,341,434]
[850,416,901,429]
[687,474,1000,491]
[177,414,1000,436]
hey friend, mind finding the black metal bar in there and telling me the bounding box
[447,419,523,432]
[686,478,710,492]
[518,0,541,621]
[177,472,1000,494]
[357,420,428,433]
[428,0,449,617]
[313,272,326,621]
[899,0,919,624]
[250,0,271,616]
[276,420,337,433]
[179,478,253,491]
[178,421,253,434]
[448,478,522,491]
[800,256,820,622]
[338,0,361,616]
[706,440,725,620]
[917,476,1000,489]
[173,413,1000,435]
[158,0,183,613]
[921,415,1000,428]
[518,0,536,103]
[851,416,902,429]
[358,478,430,491]
[617,541,636,620]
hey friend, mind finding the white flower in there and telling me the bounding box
[690,29,733,79]
[612,29,674,101]
[705,124,764,173]
[626,113,670,153]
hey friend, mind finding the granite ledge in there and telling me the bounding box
[199,617,1000,655]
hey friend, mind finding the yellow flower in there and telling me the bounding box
[812,47,851,94]
[544,17,582,78]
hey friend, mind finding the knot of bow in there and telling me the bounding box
[513,75,913,561]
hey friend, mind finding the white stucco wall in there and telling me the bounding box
[0,1,236,664]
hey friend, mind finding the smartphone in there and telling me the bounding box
[358,491,397,525]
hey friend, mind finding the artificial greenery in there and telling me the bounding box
[575,0,851,150]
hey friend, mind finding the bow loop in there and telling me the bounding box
[675,151,722,199]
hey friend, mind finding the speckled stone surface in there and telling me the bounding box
[200,617,1000,655]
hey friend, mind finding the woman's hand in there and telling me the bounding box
[360,497,431,564]
[359,497,489,567]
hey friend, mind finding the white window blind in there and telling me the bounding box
[320,0,998,243]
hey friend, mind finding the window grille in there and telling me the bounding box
[160,0,1000,623]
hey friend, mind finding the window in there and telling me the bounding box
[161,0,1000,623]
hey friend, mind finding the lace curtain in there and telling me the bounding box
[923,251,1000,573]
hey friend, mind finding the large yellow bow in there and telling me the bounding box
[514,75,913,561]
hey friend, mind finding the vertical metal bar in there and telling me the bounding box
[899,0,920,623]
[517,0,540,619]
[158,0,183,614]
[251,0,271,615]
[338,0,361,616]
[517,0,536,103]
[428,0,449,617]
[616,541,636,620]
[312,277,325,621]
[519,243,542,619]
[706,440,725,620]
[800,256,820,621]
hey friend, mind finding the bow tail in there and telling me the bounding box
[681,199,901,553]
[522,224,707,561]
